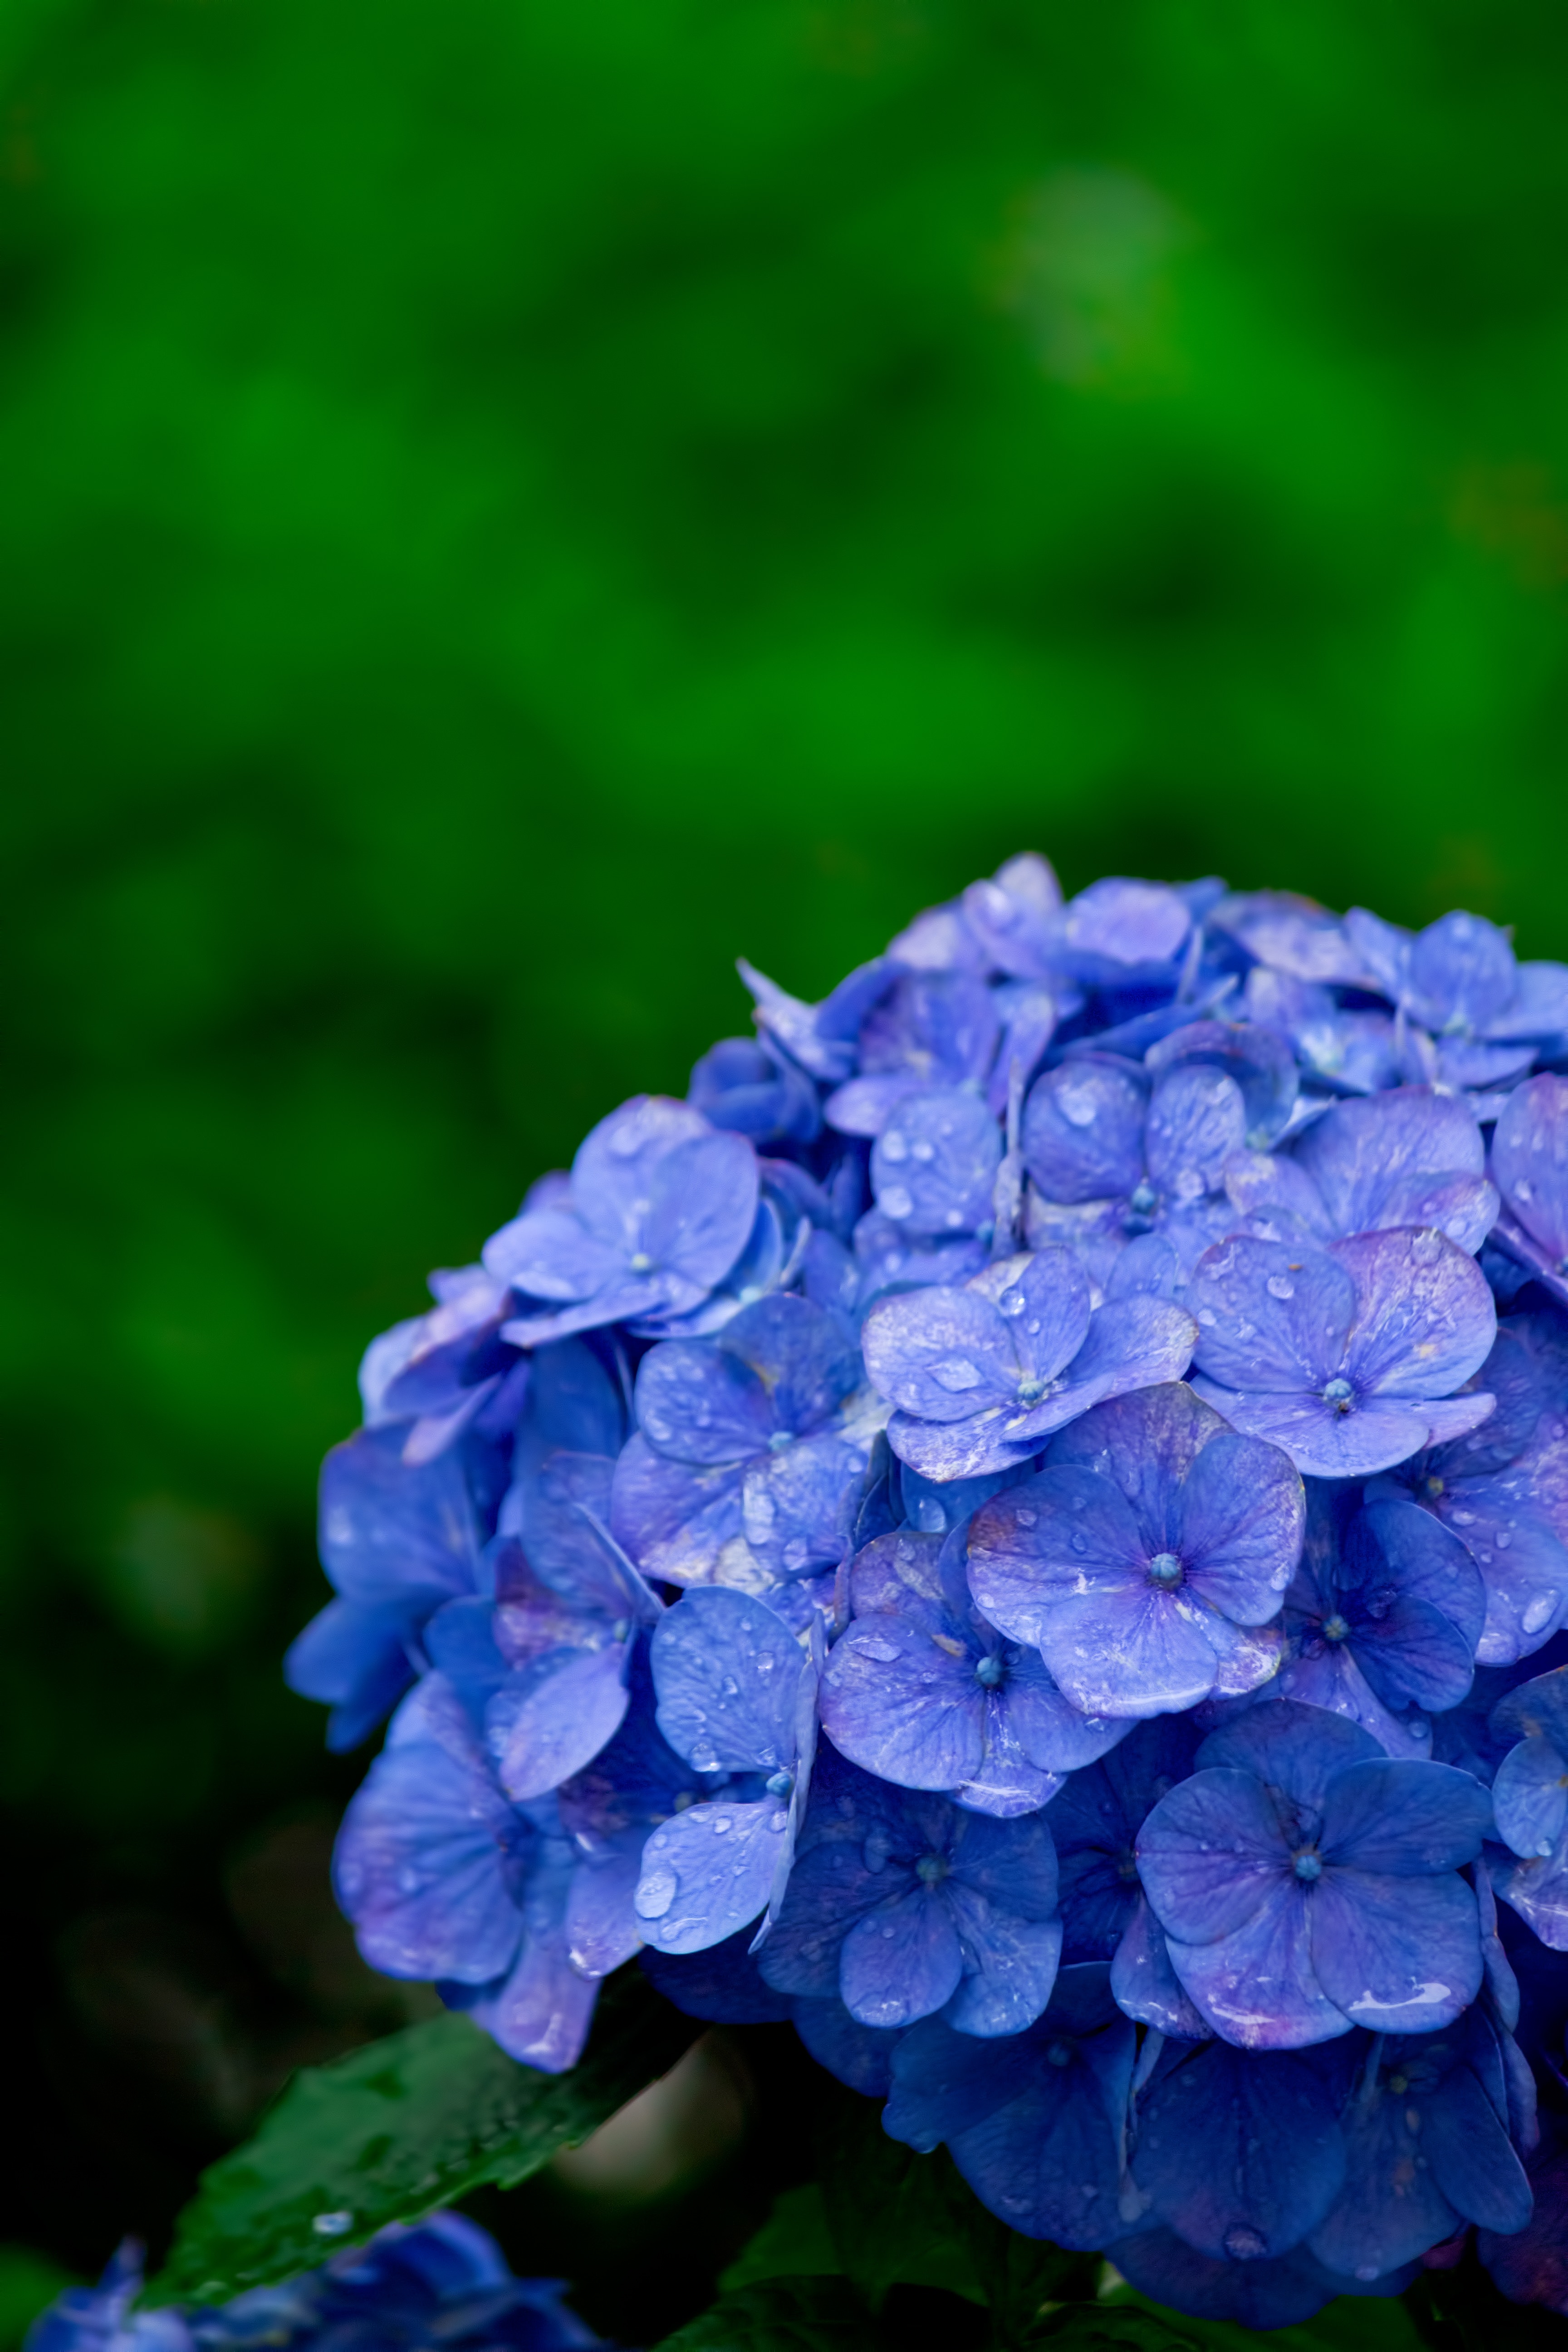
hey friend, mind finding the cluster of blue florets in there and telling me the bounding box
[29,2219,603,2352]
[289,859,1568,2327]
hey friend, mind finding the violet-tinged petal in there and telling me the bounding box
[944,1799,1060,1917]
[1136,1767,1288,1942]
[791,1997,904,2092]
[1291,1087,1485,1231]
[1110,1893,1211,2037]
[871,1087,1002,1238]
[1494,1073,1568,1264]
[1168,1878,1349,2048]
[1274,1636,1433,1758]
[650,1585,804,1773]
[1038,1293,1199,1425]
[1223,1145,1333,1240]
[1189,1236,1354,1394]
[635,1342,774,1465]
[502,1281,671,1348]
[883,2013,1022,2150]
[756,1840,891,1999]
[284,1597,420,1750]
[1144,1063,1247,1202]
[639,1922,794,2022]
[968,1248,1095,1385]
[1148,1018,1301,1149]
[318,1424,485,1608]
[861,1286,1020,1423]
[1318,1756,1493,1874]
[1343,906,1413,1000]
[839,1885,965,2028]
[859,967,999,1087]
[1021,1058,1148,1205]
[963,867,1059,980]
[1036,1581,1225,1720]
[1492,1659,1568,1749]
[486,1643,631,1802]
[725,1293,864,1435]
[942,1893,1063,2037]
[988,985,1059,1117]
[1061,877,1191,971]
[1196,1699,1380,1800]
[1132,2041,1345,2260]
[1409,909,1517,1033]
[564,1842,644,1977]
[1211,890,1369,986]
[1422,2062,1535,2234]
[1307,2092,1460,2280]
[823,1071,924,1136]
[1493,1829,1568,1947]
[966,1466,1145,1650]
[1307,1869,1481,2032]
[1351,1592,1476,1718]
[819,1612,983,1792]
[1201,1611,1287,1696]
[636,1129,762,1287]
[632,1794,788,1955]
[1493,1735,1568,1857]
[1335,1227,1497,1400]
[1498,959,1568,1036]
[462,1911,598,2073]
[1188,1380,1438,1480]
[1420,1392,1498,1446]
[1359,1496,1487,1651]
[608,1437,745,1585]
[1109,2230,1388,2330]
[954,1693,1070,1817]
[332,1741,524,1984]
[1002,1647,1132,1772]
[482,1207,627,1302]
[1479,2149,1568,2308]
[946,2058,1124,2249]
[1171,1429,1304,1622]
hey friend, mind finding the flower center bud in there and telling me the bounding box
[1322,1377,1355,1413]
[916,1853,949,1886]
[765,1770,794,1798]
[974,1654,1005,1689]
[768,1429,794,1451]
[628,1251,654,1273]
[1388,2073,1409,2095]
[1322,1613,1351,1643]
[1293,1848,1323,1882]
[1045,2037,1075,2068]
[1016,1376,1047,1404]
[1117,1850,1139,1884]
[1147,1551,1183,1590]
[1424,1475,1445,1499]
[1128,1179,1158,1215]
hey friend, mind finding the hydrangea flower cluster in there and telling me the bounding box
[28,2219,604,2352]
[291,861,1568,2326]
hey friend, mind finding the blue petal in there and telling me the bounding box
[757,1836,893,1999]
[635,1339,775,1464]
[966,1465,1145,1651]
[1495,1735,1568,1860]
[968,1248,1095,1388]
[858,966,999,1088]
[791,1997,904,2093]
[633,1794,789,1955]
[1491,1659,1568,1749]
[1356,1496,1487,1654]
[998,1646,1132,1773]
[862,1285,1019,1424]
[1168,1878,1351,2049]
[483,1204,626,1302]
[944,1798,1060,1918]
[651,1585,805,1772]
[722,1293,863,1437]
[1421,2057,1534,2234]
[486,1642,632,1802]
[1291,1088,1488,1243]
[1478,2149,1568,2307]
[461,1857,598,2073]
[839,1884,965,2028]
[1136,1768,1288,1943]
[1317,1756,1493,1874]
[1109,1894,1212,2038]
[318,1424,486,1608]
[608,1434,745,1585]
[1171,1427,1304,1625]
[946,2046,1124,2249]
[1144,1063,1246,1199]
[871,1086,1002,1239]
[1308,2078,1459,2280]
[1337,1226,1497,1400]
[638,1923,794,2022]
[942,1896,1062,2037]
[1021,1057,1148,1205]
[332,1739,525,1984]
[1410,911,1517,1032]
[1196,1698,1381,1804]
[1132,2040,1345,2260]
[884,2013,1023,2151]
[284,1597,419,1750]
[1189,1237,1353,1393]
[1107,2230,1374,2329]
[1034,1580,1225,1719]
[820,1612,984,1791]
[1189,1379,1444,1480]
[1307,1869,1481,2034]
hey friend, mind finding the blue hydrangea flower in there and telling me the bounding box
[1107,2224,1414,2331]
[1222,1085,1497,1256]
[862,1083,1003,1245]
[1238,964,1401,1098]
[819,1527,1128,1818]
[824,969,1000,1136]
[1344,906,1568,1092]
[965,1384,1303,1719]
[1137,1702,1494,2048]
[1188,1227,1499,1478]
[1487,1664,1568,1950]
[332,1674,598,2071]
[286,1423,506,1750]
[881,1963,1135,2248]
[688,1036,821,1145]
[485,1096,760,1344]
[358,1265,526,1460]
[1376,1313,1568,1664]
[1127,2035,1351,2267]
[1020,1023,1297,1278]
[609,1293,887,1600]
[1306,2011,1534,2281]
[758,1745,1061,2037]
[1046,1716,1207,2038]
[1492,1074,1568,1308]
[861,1248,1197,1482]
[1266,1485,1486,1755]
[631,1585,819,1955]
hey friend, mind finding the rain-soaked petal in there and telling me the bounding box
[1132,2040,1346,2261]
[632,1793,789,1955]
[1316,1755,1493,1876]
[966,1467,1146,1652]
[1306,1868,1481,2034]
[650,1585,805,1774]
[1494,1073,1568,1265]
[871,1085,1002,1238]
[1144,1063,1247,1204]
[1136,1768,1290,1943]
[1308,2074,1460,2281]
[1171,1429,1304,1623]
[634,1339,775,1465]
[941,1891,1063,2037]
[862,1286,1022,1423]
[1336,1226,1497,1400]
[333,1740,525,1985]
[1034,1579,1226,1720]
[839,1884,965,2028]
[1189,1236,1354,1395]
[966,1249,1095,1387]
[1108,1890,1211,2037]
[486,1642,632,1802]
[1022,1057,1149,1205]
[1492,1734,1568,1858]
[1168,1878,1349,2048]
[820,1611,985,1792]
[1290,1088,1488,1243]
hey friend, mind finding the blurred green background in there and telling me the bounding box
[8,0,1568,2322]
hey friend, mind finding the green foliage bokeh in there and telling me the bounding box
[7,0,1568,2296]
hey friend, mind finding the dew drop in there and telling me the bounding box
[1266,1274,1294,1301]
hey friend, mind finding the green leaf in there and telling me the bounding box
[1099,2280,1428,2352]
[650,2277,879,2352]
[1026,2308,1205,2352]
[720,2185,843,2293]
[146,1971,695,2305]
[812,2092,986,2313]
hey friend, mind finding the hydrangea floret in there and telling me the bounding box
[290,853,1568,2326]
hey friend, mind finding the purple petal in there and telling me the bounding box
[1307,1869,1481,2032]
[1410,910,1517,1033]
[964,863,1060,980]
[633,1794,788,1954]
[1223,1145,1333,1240]
[1479,2148,1568,2308]
[1044,1380,1215,1542]
[955,1691,1070,1817]
[871,1086,1002,1239]
[1201,1612,1286,1696]
[1460,1494,1568,1663]
[466,1905,599,2073]
[1350,1593,1476,1718]
[944,1802,1060,1917]
[1144,1063,1247,1200]
[486,1643,631,1802]
[318,1425,484,1608]
[1061,877,1191,970]
[1049,1296,1199,1421]
[742,1414,886,1580]
[847,1527,946,1621]
[1169,1879,1350,2048]
[482,1205,627,1301]
[1109,1894,1211,2037]
[722,1294,862,1436]
[640,1922,794,2022]
[570,1095,708,1238]
[635,1340,774,1465]
[1172,1429,1303,1623]
[608,1433,744,1584]
[1021,1057,1148,1205]
[1358,1497,1487,1651]
[501,1281,669,1347]
[988,985,1059,1117]
[1197,1699,1381,1800]
[969,1249,1095,1386]
[1494,1073,1568,1263]
[839,1885,965,2027]
[1189,1380,1438,1480]
[1001,1647,1132,1772]
[564,1840,645,1976]
[1337,1227,1497,1399]
[1421,1392,1498,1445]
[943,1895,1063,2036]
[756,1836,891,1999]
[1494,1829,1568,1947]
[651,1586,804,1773]
[824,1071,924,1136]
[1109,2230,1375,2330]
[1036,1583,1224,1719]
[1136,1767,1289,1943]
[1190,1236,1354,1393]
[1422,2059,1535,2234]
[1492,1660,1568,1749]
[1318,1755,1492,1873]
[1291,1087,1486,1237]
[1308,2083,1459,2280]
[820,1612,983,1791]
[1132,2040,1345,2260]
[637,1129,761,1288]
[1211,890,1368,986]
[862,1286,1019,1423]
[1271,1641,1427,1759]
[858,967,999,1087]
[332,1740,523,1984]
[966,1466,1144,1650]
[1343,905,1413,999]
[1492,1735,1568,1858]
